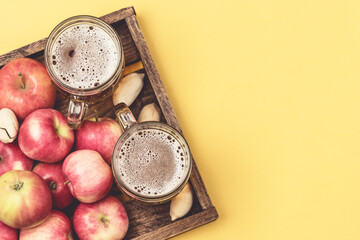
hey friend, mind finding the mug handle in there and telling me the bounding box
[67,96,88,129]
[114,102,137,131]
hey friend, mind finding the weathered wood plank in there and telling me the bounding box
[125,14,215,211]
[0,7,135,67]
[125,15,182,133]
[0,38,48,67]
[99,6,135,23]
[131,207,218,240]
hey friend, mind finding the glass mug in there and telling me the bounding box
[45,15,124,129]
[112,103,192,204]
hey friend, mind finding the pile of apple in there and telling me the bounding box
[0,58,128,240]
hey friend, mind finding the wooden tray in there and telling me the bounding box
[0,6,218,240]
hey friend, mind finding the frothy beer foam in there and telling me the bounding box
[50,23,119,90]
[115,129,189,197]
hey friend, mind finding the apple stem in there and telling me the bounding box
[64,180,70,185]
[48,181,58,190]
[95,110,99,122]
[17,72,25,89]
[100,216,109,227]
[10,181,24,191]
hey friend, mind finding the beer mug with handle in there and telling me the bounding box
[44,15,124,129]
[112,102,193,204]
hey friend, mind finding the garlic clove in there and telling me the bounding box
[113,73,145,107]
[0,108,19,143]
[138,103,161,122]
[170,183,193,221]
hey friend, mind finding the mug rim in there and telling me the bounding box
[44,15,124,96]
[111,121,193,204]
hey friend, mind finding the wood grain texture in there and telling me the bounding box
[0,6,135,67]
[99,6,135,23]
[0,7,218,240]
[125,15,182,133]
[126,14,216,211]
[130,207,218,240]
[0,38,48,67]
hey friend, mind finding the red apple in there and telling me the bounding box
[0,58,56,120]
[73,195,128,240]
[0,221,18,240]
[20,210,73,240]
[0,141,33,176]
[33,162,74,209]
[62,150,113,203]
[75,117,123,164]
[18,109,74,163]
[0,170,52,229]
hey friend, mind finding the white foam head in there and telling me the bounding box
[116,128,189,198]
[50,23,120,90]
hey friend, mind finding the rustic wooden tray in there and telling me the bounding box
[0,6,218,240]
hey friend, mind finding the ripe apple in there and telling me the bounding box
[19,210,73,240]
[75,117,123,164]
[62,150,113,203]
[0,221,18,240]
[0,141,33,176]
[0,58,56,120]
[0,170,52,229]
[18,109,74,163]
[33,162,74,209]
[73,195,128,240]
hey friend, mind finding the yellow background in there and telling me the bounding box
[1,0,360,239]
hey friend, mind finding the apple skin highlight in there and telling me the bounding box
[33,162,74,209]
[18,109,74,163]
[0,170,52,229]
[62,149,113,203]
[0,141,33,176]
[0,58,56,120]
[75,117,123,165]
[74,195,128,240]
[20,210,73,240]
